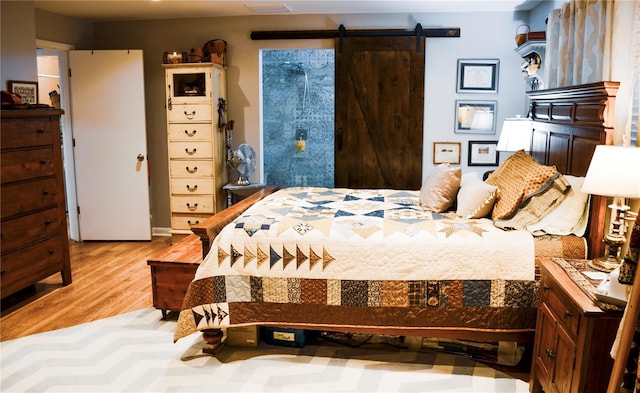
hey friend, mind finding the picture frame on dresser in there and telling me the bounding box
[7,80,38,104]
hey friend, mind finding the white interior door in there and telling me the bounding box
[69,50,151,240]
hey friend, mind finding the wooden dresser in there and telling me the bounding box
[1,109,72,298]
[530,258,622,393]
[163,63,228,243]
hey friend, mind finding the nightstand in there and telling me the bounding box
[223,183,266,206]
[530,258,623,393]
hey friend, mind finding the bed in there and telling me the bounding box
[174,81,619,357]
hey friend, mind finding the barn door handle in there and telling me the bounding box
[337,128,343,151]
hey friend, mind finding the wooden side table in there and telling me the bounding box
[147,234,203,319]
[223,183,266,207]
[530,258,623,393]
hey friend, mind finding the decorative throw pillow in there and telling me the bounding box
[527,175,591,236]
[486,150,561,220]
[494,174,571,230]
[456,172,498,219]
[419,164,462,212]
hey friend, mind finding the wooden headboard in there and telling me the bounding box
[527,81,620,259]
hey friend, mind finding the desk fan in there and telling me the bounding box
[229,143,256,185]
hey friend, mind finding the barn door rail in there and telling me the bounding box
[251,24,460,52]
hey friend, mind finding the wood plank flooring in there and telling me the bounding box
[1,236,174,342]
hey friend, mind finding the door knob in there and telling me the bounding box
[137,154,145,162]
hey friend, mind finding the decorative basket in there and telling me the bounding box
[515,25,530,46]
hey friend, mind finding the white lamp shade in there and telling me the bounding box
[581,145,640,198]
[496,118,532,152]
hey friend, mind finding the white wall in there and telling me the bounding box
[1,1,38,90]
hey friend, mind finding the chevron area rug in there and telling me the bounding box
[1,308,529,392]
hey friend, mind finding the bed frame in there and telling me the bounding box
[189,81,619,352]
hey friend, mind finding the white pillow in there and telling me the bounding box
[456,172,498,219]
[527,175,590,236]
[419,164,461,212]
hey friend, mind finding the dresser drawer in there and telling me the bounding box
[0,118,54,149]
[167,104,212,123]
[1,207,61,253]
[169,160,214,178]
[1,178,59,219]
[541,275,581,337]
[171,178,214,195]
[168,123,212,142]
[168,141,213,159]
[171,213,212,230]
[171,195,215,214]
[1,236,65,297]
[1,148,55,183]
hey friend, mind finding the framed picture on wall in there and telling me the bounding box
[456,59,499,93]
[454,100,497,134]
[433,142,461,164]
[468,140,499,166]
[7,80,38,104]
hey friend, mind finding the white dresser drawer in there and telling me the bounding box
[168,123,212,142]
[171,178,214,195]
[169,160,214,178]
[169,141,213,159]
[171,213,211,230]
[168,104,212,123]
[171,195,215,214]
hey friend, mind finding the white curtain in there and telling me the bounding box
[544,0,640,145]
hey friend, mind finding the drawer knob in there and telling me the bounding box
[186,203,198,211]
[185,166,198,174]
[45,219,52,225]
[43,190,49,195]
[545,349,556,359]
[184,110,196,119]
[37,128,45,134]
[188,220,200,225]
[564,310,573,319]
[543,285,550,292]
[185,148,197,155]
[185,130,197,137]
[48,249,55,255]
[186,185,198,192]
[40,159,47,165]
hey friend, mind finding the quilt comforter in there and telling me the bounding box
[174,187,539,342]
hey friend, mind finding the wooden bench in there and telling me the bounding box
[147,234,202,319]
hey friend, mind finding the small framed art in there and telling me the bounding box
[456,59,499,93]
[433,142,461,164]
[7,80,39,104]
[468,140,499,166]
[454,100,497,134]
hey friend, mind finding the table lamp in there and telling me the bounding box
[496,117,532,152]
[581,145,640,271]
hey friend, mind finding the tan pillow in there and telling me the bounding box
[420,164,461,212]
[486,150,560,220]
[456,173,498,218]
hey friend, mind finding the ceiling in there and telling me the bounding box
[33,0,542,22]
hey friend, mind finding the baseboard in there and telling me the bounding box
[152,227,172,237]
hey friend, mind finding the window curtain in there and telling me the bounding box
[544,0,640,146]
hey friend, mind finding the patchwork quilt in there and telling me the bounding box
[174,187,538,342]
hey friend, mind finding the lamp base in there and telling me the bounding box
[588,257,621,272]
[588,234,626,272]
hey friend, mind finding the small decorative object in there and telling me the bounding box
[433,142,461,164]
[203,39,227,66]
[468,141,499,166]
[229,143,257,185]
[581,145,640,271]
[618,210,640,284]
[162,51,187,64]
[454,100,497,134]
[7,80,38,104]
[515,25,529,46]
[456,59,499,93]
[189,48,204,63]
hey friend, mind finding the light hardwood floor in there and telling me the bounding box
[1,236,174,342]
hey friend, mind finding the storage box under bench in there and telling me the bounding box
[147,234,202,319]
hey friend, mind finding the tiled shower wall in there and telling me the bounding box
[262,49,335,188]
